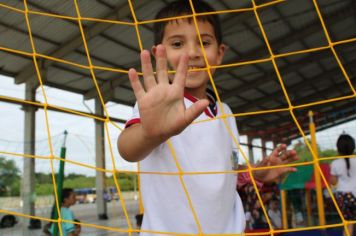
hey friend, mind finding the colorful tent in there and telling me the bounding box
[305,164,331,189]
[280,163,331,190]
[280,165,313,190]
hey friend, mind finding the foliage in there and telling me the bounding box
[0,156,21,196]
[293,140,337,164]
[0,156,138,197]
[320,149,338,158]
[35,173,137,195]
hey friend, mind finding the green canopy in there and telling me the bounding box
[280,165,313,190]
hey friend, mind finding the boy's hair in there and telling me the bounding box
[153,0,222,45]
[62,188,74,203]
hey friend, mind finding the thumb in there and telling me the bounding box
[282,167,297,175]
[184,99,209,124]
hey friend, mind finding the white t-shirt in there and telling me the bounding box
[330,158,356,195]
[125,91,245,235]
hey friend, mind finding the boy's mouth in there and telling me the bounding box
[188,66,205,70]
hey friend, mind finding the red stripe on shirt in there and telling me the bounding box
[125,118,141,128]
[184,91,215,118]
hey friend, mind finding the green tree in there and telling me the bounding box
[34,172,139,195]
[0,156,21,196]
[293,140,315,163]
[293,140,337,163]
[35,172,53,184]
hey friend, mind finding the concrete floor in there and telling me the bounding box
[0,199,140,236]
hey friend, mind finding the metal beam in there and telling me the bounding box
[84,76,126,100]
[15,1,140,84]
[0,94,127,124]
[219,1,354,103]
[0,67,16,78]
[221,48,332,101]
[230,58,356,112]
[274,101,356,141]
[224,1,354,65]
[237,82,355,140]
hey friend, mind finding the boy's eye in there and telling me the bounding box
[171,41,183,48]
[202,40,211,47]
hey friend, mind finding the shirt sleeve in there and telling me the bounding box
[125,102,141,128]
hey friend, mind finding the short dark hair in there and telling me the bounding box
[153,0,222,45]
[62,188,74,203]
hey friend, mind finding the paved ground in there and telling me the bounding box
[0,199,140,236]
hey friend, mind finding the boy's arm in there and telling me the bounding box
[118,45,209,162]
[118,123,166,162]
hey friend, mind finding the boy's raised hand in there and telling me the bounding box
[254,144,299,183]
[128,45,209,142]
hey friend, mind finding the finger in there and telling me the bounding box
[155,45,169,84]
[270,144,285,158]
[141,50,157,91]
[256,157,269,167]
[281,167,297,174]
[270,146,280,157]
[128,68,145,100]
[280,150,298,162]
[184,99,209,124]
[173,53,189,87]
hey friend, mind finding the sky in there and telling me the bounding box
[0,74,355,176]
[0,74,136,176]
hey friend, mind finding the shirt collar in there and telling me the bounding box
[184,88,217,118]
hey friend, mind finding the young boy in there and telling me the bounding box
[48,188,81,236]
[118,1,298,234]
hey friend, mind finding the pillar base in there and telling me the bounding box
[28,219,41,229]
[98,213,108,220]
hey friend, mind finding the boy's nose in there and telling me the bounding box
[187,44,201,59]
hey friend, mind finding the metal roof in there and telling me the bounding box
[0,0,355,143]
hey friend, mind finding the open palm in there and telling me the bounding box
[128,45,209,142]
[254,144,299,183]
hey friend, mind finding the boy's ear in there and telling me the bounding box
[217,43,227,65]
[151,46,157,58]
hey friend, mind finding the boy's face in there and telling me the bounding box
[64,192,77,206]
[160,19,225,97]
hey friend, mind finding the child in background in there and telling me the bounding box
[268,198,282,229]
[330,133,356,236]
[49,188,81,236]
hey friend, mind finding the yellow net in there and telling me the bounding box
[0,0,355,235]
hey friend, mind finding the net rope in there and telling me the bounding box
[0,0,355,235]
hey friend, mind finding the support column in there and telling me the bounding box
[272,139,278,149]
[261,138,267,158]
[247,136,254,164]
[22,82,36,235]
[280,189,288,229]
[95,99,108,220]
[309,111,325,226]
